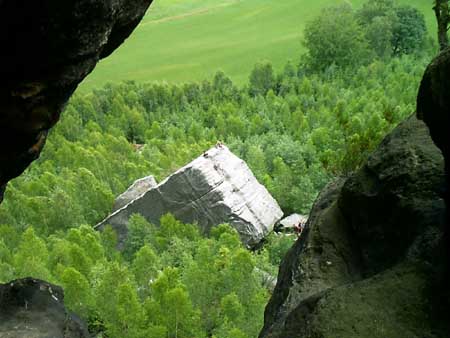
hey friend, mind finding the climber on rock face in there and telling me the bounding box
[294,222,303,237]
[216,140,224,149]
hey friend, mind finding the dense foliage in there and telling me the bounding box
[0,216,288,338]
[0,56,426,231]
[0,54,426,336]
[0,1,432,336]
[303,0,429,71]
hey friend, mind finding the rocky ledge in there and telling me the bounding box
[0,278,89,338]
[260,115,449,338]
[0,0,154,203]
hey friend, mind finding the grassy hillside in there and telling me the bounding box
[80,0,435,91]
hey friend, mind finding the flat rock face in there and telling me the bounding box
[0,278,89,338]
[113,175,158,211]
[97,145,283,248]
[260,116,448,338]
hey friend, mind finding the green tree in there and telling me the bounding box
[94,262,145,338]
[358,0,395,22]
[303,5,372,71]
[391,6,427,55]
[60,267,93,319]
[165,287,204,338]
[132,244,160,297]
[13,227,51,280]
[434,0,449,50]
[0,239,14,283]
[220,293,244,326]
[248,61,275,97]
[365,16,393,59]
[123,214,156,260]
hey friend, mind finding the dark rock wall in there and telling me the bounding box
[0,278,89,337]
[417,48,450,280]
[260,50,450,338]
[339,115,446,274]
[260,116,448,338]
[0,0,153,202]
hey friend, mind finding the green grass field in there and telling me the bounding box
[79,0,436,91]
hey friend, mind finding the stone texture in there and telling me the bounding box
[97,145,283,248]
[418,48,450,168]
[259,116,448,338]
[0,0,154,203]
[339,114,446,275]
[277,214,308,231]
[0,278,89,338]
[417,47,450,279]
[275,263,447,338]
[113,175,158,211]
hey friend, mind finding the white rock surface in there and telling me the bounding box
[278,214,308,230]
[113,175,158,211]
[96,145,283,248]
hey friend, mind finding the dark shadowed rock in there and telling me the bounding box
[275,263,444,338]
[417,48,450,284]
[260,116,448,338]
[418,48,450,168]
[260,178,363,338]
[339,114,446,274]
[0,0,153,203]
[97,145,283,248]
[0,278,89,338]
[113,175,158,211]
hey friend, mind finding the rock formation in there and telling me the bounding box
[0,0,154,203]
[0,0,154,335]
[97,145,284,248]
[259,115,449,338]
[417,47,450,277]
[276,214,308,232]
[0,278,89,338]
[113,175,158,211]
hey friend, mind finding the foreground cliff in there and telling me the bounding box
[260,46,450,337]
[0,0,154,335]
[259,115,449,337]
[0,278,89,338]
[97,145,283,248]
[0,0,153,203]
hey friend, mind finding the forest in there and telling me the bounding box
[0,1,435,337]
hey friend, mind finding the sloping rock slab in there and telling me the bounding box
[113,175,157,211]
[277,213,308,231]
[97,146,283,248]
[259,115,447,338]
[0,278,89,338]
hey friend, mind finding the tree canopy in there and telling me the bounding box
[303,0,429,71]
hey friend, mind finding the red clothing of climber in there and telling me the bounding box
[294,222,303,237]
